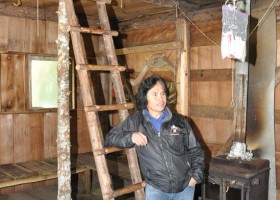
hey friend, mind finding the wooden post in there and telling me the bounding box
[176,18,190,116]
[57,0,72,199]
[232,0,251,143]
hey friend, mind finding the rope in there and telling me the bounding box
[171,0,220,47]
[248,0,279,38]
[171,0,280,47]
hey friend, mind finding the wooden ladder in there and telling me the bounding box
[64,0,146,199]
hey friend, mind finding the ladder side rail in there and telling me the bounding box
[96,2,145,199]
[64,1,114,199]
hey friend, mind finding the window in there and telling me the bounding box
[29,56,58,109]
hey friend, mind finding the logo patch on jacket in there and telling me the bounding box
[169,125,180,135]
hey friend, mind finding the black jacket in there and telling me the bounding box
[105,108,205,193]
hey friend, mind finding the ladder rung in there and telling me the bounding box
[94,0,111,4]
[76,64,126,71]
[70,26,118,36]
[85,103,134,112]
[111,181,147,198]
[94,147,123,156]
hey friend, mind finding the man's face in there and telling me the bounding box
[146,81,167,118]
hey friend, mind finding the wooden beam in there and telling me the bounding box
[191,69,232,82]
[189,105,233,120]
[276,110,280,124]
[57,1,71,199]
[138,0,199,11]
[276,67,280,87]
[0,3,57,21]
[232,0,251,143]
[115,41,181,55]
[175,18,189,115]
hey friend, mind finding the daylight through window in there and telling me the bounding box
[30,56,58,109]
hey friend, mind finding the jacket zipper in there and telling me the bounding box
[158,125,175,192]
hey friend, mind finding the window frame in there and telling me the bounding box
[28,55,59,110]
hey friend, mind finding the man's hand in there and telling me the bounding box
[132,132,148,146]
[188,178,197,187]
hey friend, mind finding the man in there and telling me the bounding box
[105,75,204,200]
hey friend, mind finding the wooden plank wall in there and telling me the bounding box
[118,17,233,167]
[189,19,233,159]
[120,23,177,83]
[120,16,280,195]
[0,16,92,194]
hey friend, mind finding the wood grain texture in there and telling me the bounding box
[191,46,232,70]
[191,82,233,107]
[191,116,233,144]
[0,16,57,54]
[14,114,44,163]
[0,16,9,52]
[0,115,14,164]
[43,113,57,159]
[0,54,26,112]
[191,69,232,82]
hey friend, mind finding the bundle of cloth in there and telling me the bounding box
[221,4,249,62]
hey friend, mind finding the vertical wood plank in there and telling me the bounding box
[191,117,217,142]
[191,82,232,107]
[14,113,44,163]
[45,21,58,55]
[23,18,37,53]
[176,18,189,115]
[0,114,14,164]
[77,110,91,153]
[44,113,57,158]
[0,16,9,52]
[8,17,26,52]
[0,54,26,112]
[190,46,212,70]
[2,16,57,54]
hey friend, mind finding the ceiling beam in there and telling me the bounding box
[138,0,199,12]
[0,3,57,21]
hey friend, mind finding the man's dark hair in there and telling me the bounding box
[135,75,169,111]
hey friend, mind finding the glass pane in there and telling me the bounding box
[31,58,58,108]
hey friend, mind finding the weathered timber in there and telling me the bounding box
[115,41,181,55]
[276,110,280,124]
[97,1,145,199]
[113,182,147,198]
[84,103,134,112]
[129,71,175,82]
[276,152,280,164]
[231,0,250,143]
[65,0,113,198]
[175,18,189,115]
[0,152,132,190]
[189,105,233,120]
[70,26,119,36]
[191,69,232,82]
[0,54,27,112]
[276,67,280,87]
[57,1,72,199]
[0,3,57,21]
[65,0,145,199]
[76,64,126,71]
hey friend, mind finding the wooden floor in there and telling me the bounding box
[0,175,135,200]
[0,184,100,200]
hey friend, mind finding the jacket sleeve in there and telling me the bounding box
[185,121,205,184]
[104,116,135,149]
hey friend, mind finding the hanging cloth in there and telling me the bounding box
[221,4,249,62]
